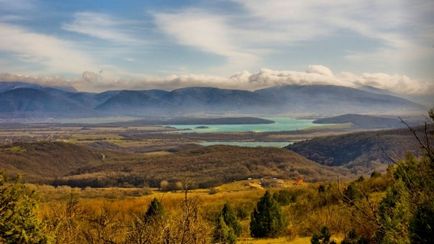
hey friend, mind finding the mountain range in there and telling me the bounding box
[0,81,426,119]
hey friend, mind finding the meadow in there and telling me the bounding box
[5,175,388,243]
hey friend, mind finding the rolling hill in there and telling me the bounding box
[313,114,407,129]
[0,141,350,187]
[287,125,433,174]
[0,142,106,181]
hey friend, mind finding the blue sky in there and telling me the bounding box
[0,0,433,97]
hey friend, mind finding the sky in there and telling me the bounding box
[0,0,433,101]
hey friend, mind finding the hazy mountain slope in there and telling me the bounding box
[0,81,76,93]
[255,85,425,115]
[287,126,433,173]
[95,85,424,116]
[95,90,171,114]
[0,88,92,116]
[95,87,269,115]
[0,82,426,118]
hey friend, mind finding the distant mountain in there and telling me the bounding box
[0,81,76,93]
[254,85,425,115]
[0,87,92,116]
[0,82,426,119]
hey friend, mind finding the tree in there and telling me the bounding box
[127,198,166,244]
[145,198,165,221]
[250,191,286,238]
[221,203,242,237]
[160,180,169,191]
[212,215,236,244]
[163,182,209,243]
[376,109,434,243]
[0,174,48,243]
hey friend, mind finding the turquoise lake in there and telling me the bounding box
[169,117,319,133]
[198,141,293,148]
[168,117,321,148]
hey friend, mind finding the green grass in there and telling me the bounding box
[8,146,26,153]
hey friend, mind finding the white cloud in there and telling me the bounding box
[154,9,260,72]
[1,65,431,97]
[153,0,433,73]
[0,23,97,73]
[62,12,138,44]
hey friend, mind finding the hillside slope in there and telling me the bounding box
[0,141,350,187]
[313,114,405,129]
[287,126,433,173]
[0,142,105,181]
[59,145,351,188]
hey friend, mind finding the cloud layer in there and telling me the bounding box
[0,23,96,73]
[0,65,431,97]
[62,12,139,44]
[153,0,434,73]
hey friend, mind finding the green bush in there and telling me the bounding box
[221,203,242,237]
[212,215,236,244]
[0,174,48,243]
[145,198,165,221]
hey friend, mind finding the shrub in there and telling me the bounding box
[212,215,236,244]
[221,203,242,237]
[0,174,48,243]
[145,198,165,221]
[410,201,434,244]
[273,189,296,205]
[208,187,219,195]
[343,183,362,202]
[310,226,336,244]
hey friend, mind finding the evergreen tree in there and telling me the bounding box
[250,191,286,238]
[0,174,48,243]
[144,198,164,222]
[212,215,236,244]
[221,203,242,237]
[127,198,166,243]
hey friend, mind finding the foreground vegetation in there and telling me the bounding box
[1,111,433,243]
[1,152,432,243]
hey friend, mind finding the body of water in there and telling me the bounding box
[169,117,319,148]
[169,117,318,133]
[199,141,293,148]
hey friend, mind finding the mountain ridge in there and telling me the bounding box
[0,81,426,119]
